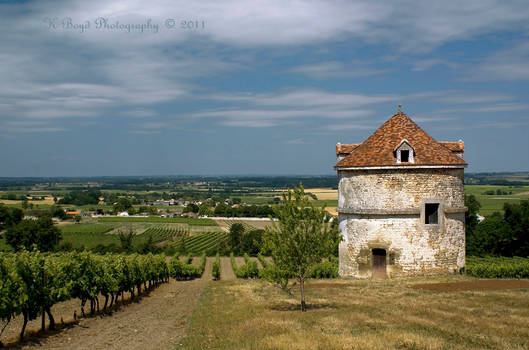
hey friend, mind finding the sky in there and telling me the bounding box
[0,0,528,176]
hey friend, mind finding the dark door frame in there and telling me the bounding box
[372,248,387,279]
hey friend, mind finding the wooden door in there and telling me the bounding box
[372,249,387,279]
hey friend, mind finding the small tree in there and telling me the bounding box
[5,217,62,252]
[229,223,245,253]
[263,185,340,312]
[118,228,135,253]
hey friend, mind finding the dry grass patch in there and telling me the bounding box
[304,188,338,201]
[180,277,529,350]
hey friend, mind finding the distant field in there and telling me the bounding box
[305,188,338,200]
[215,219,274,232]
[0,195,57,205]
[98,216,218,226]
[465,185,529,216]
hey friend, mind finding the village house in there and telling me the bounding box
[335,106,467,278]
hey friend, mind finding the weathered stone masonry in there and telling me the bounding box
[335,108,467,278]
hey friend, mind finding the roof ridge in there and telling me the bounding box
[335,111,467,168]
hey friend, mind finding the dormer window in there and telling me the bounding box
[401,150,409,162]
[394,139,415,164]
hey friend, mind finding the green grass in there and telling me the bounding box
[60,222,116,235]
[465,185,529,216]
[60,230,121,249]
[180,277,529,349]
[98,216,218,226]
[311,199,338,207]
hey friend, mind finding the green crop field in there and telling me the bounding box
[141,225,188,243]
[60,222,116,235]
[60,223,188,250]
[175,231,229,254]
[465,185,529,216]
[60,230,121,249]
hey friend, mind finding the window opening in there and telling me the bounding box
[425,203,439,224]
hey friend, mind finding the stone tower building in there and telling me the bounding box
[335,107,467,278]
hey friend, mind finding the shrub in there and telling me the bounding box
[231,252,258,278]
[308,256,339,278]
[212,253,221,280]
[466,256,529,278]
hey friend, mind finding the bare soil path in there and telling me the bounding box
[219,257,235,280]
[4,279,207,350]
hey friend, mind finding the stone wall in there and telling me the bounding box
[337,168,465,278]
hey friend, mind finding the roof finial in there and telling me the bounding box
[398,104,402,114]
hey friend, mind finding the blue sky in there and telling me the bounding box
[0,0,528,176]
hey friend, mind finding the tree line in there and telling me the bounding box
[466,196,529,257]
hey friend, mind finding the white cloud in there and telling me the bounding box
[120,109,158,118]
[282,138,311,145]
[326,123,375,131]
[188,89,387,127]
[411,59,459,72]
[289,61,388,79]
[464,42,529,81]
[1,0,528,134]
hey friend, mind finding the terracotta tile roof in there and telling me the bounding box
[439,140,465,152]
[336,143,360,156]
[335,112,467,168]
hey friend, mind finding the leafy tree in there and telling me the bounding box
[128,206,137,215]
[5,217,61,252]
[198,202,213,216]
[240,229,264,255]
[467,212,513,256]
[50,206,67,220]
[465,195,481,244]
[0,205,23,230]
[229,223,245,253]
[58,190,101,206]
[183,203,199,213]
[467,200,529,257]
[74,215,82,224]
[113,197,132,213]
[147,206,158,216]
[263,185,340,312]
[118,228,135,253]
[503,200,529,256]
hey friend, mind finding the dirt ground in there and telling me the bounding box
[220,257,236,280]
[412,279,529,292]
[2,278,207,349]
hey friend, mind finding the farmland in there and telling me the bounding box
[464,185,529,216]
[181,276,529,349]
[57,222,226,254]
[98,216,218,226]
[1,250,528,348]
